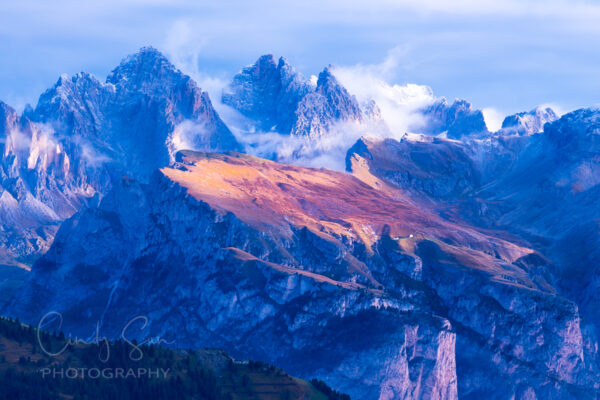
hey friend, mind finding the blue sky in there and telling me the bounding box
[1,0,599,122]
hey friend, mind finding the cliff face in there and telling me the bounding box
[345,109,600,398]
[9,151,598,399]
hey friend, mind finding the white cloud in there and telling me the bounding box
[162,20,206,82]
[162,19,230,102]
[321,0,600,20]
[332,48,436,137]
[280,120,376,170]
[538,103,567,117]
[167,120,217,161]
[5,121,112,171]
[214,98,375,171]
[482,108,505,132]
[26,124,63,170]
[73,137,111,167]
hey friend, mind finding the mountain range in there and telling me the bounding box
[1,47,599,399]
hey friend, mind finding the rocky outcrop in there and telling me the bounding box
[291,67,365,140]
[221,54,312,133]
[480,109,600,346]
[421,99,488,139]
[500,107,558,136]
[346,135,481,200]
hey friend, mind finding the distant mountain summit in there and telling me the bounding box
[291,66,369,139]
[222,54,312,133]
[223,55,381,139]
[31,46,241,180]
[500,106,558,135]
[421,98,489,139]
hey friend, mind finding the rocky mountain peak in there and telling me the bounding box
[106,46,191,97]
[223,55,379,145]
[421,97,488,139]
[315,65,335,88]
[32,72,111,136]
[543,107,600,150]
[314,66,362,121]
[276,55,290,70]
[221,54,282,127]
[108,46,172,76]
[255,54,278,71]
[501,106,559,136]
[448,98,472,114]
[222,54,312,133]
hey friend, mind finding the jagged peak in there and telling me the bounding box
[450,98,472,109]
[510,106,558,120]
[277,56,290,69]
[235,54,278,77]
[52,71,103,90]
[56,73,70,85]
[434,97,449,106]
[31,71,108,121]
[500,106,559,136]
[543,107,600,146]
[276,56,299,77]
[227,54,308,89]
[316,65,336,86]
[256,54,277,65]
[314,65,361,113]
[429,97,475,110]
[0,100,16,116]
[106,46,183,87]
[243,54,299,76]
[116,46,171,67]
[252,55,280,80]
[315,65,352,99]
[533,105,557,115]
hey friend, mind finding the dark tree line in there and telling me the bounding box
[0,316,350,400]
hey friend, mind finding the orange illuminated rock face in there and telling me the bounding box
[161,151,421,242]
[162,150,540,291]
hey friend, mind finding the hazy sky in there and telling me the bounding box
[1,0,599,120]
